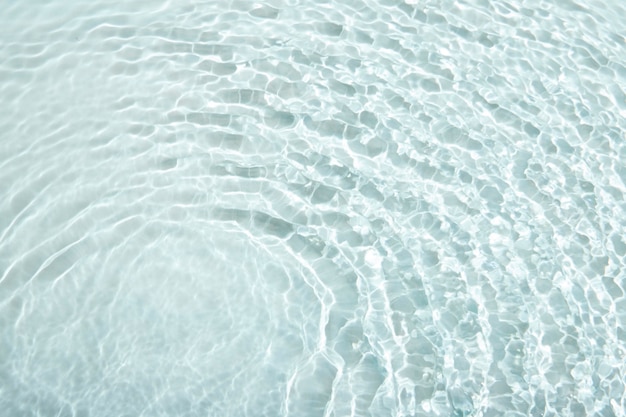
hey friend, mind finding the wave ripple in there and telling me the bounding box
[1,1,625,416]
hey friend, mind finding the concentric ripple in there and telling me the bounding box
[1,0,625,416]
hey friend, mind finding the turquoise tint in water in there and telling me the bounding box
[0,0,625,416]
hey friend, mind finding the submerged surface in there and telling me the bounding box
[1,0,625,416]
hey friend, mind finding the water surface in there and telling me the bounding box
[1,1,625,416]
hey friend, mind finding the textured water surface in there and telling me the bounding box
[1,0,626,416]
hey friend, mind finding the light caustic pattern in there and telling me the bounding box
[0,0,625,416]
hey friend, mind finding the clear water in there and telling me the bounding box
[1,1,625,416]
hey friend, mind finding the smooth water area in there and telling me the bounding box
[1,1,625,416]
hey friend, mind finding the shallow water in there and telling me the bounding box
[1,1,625,416]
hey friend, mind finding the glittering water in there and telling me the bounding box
[1,1,625,416]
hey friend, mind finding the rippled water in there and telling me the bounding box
[1,1,626,416]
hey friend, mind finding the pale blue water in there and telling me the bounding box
[1,1,625,416]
